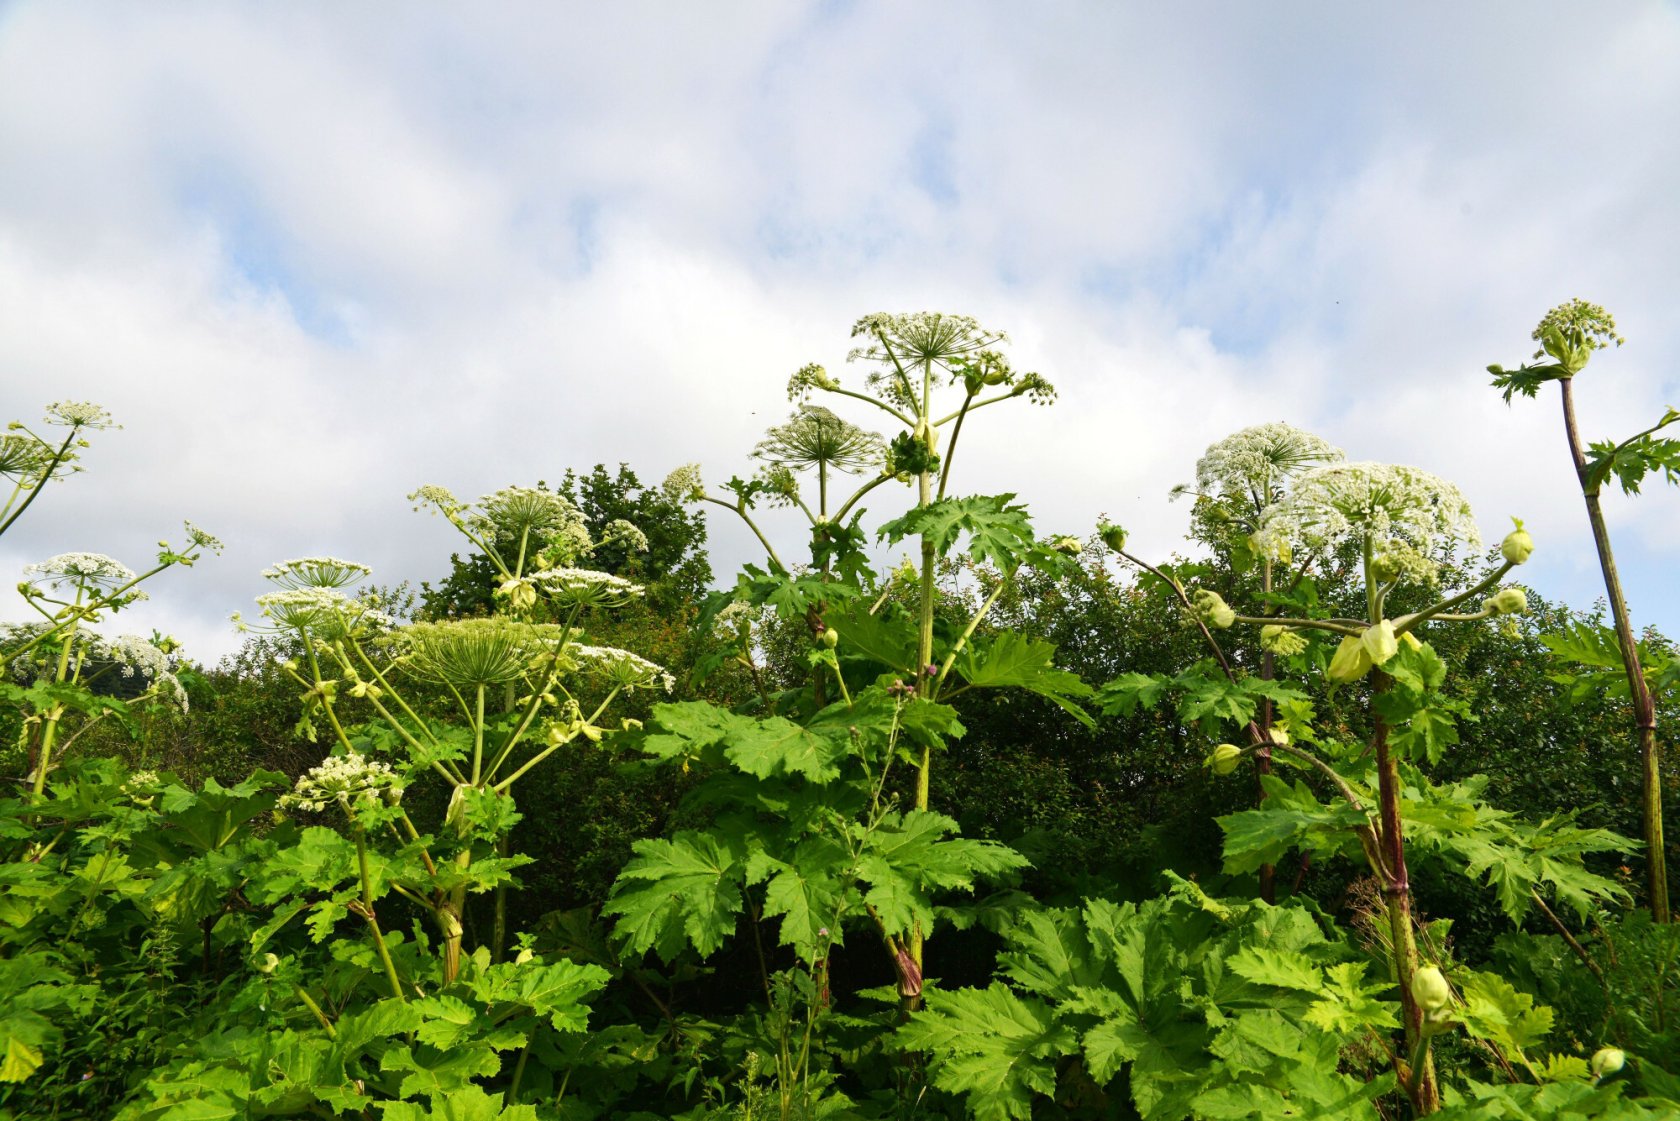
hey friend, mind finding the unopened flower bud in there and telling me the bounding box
[1192,589,1236,629]
[1327,635,1374,684]
[1098,522,1127,553]
[1361,620,1399,666]
[1207,743,1243,775]
[1590,1047,1625,1077]
[515,948,535,965]
[499,578,538,613]
[1501,517,1534,565]
[821,627,839,649]
[1411,966,1452,1013]
[1371,553,1403,583]
[1052,536,1083,556]
[255,953,280,975]
[1484,587,1528,617]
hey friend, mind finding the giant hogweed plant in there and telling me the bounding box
[0,402,217,800]
[1062,450,1646,1115]
[1489,299,1677,924]
[0,401,225,1103]
[76,488,664,1117]
[650,313,1091,1011]
[1,478,663,1117]
[243,484,667,988]
[1164,422,1345,900]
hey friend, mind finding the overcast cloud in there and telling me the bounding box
[1,2,1676,663]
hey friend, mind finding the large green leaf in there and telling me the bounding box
[824,602,919,673]
[898,984,1077,1121]
[878,494,1036,571]
[605,830,749,960]
[952,630,1094,726]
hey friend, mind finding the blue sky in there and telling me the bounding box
[0,2,1677,661]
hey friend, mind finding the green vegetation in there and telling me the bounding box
[3,304,1678,1119]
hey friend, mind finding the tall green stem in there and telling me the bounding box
[1256,555,1276,904]
[356,830,406,1001]
[1559,378,1669,922]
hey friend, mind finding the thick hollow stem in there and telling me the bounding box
[1371,671,1439,1112]
[910,460,936,991]
[1560,378,1669,923]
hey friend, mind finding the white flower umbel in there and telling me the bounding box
[848,312,1009,409]
[1259,462,1479,576]
[102,634,189,713]
[10,630,189,712]
[282,751,401,815]
[44,401,116,429]
[389,618,558,688]
[409,484,467,519]
[1187,422,1343,506]
[571,644,675,693]
[754,406,885,477]
[263,557,371,590]
[255,587,358,634]
[22,552,139,593]
[531,568,645,609]
[469,486,586,546]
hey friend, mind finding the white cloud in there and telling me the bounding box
[0,1,1676,665]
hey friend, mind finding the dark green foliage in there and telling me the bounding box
[421,464,711,620]
[904,876,1400,1121]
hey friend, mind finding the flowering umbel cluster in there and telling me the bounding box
[1257,462,1479,580]
[21,552,139,593]
[1187,422,1344,505]
[1531,298,1623,358]
[44,401,118,429]
[281,751,402,814]
[571,643,676,693]
[262,557,372,590]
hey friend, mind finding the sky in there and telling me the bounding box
[1,2,1677,665]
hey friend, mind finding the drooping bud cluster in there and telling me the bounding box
[1260,625,1308,657]
[1097,521,1127,554]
